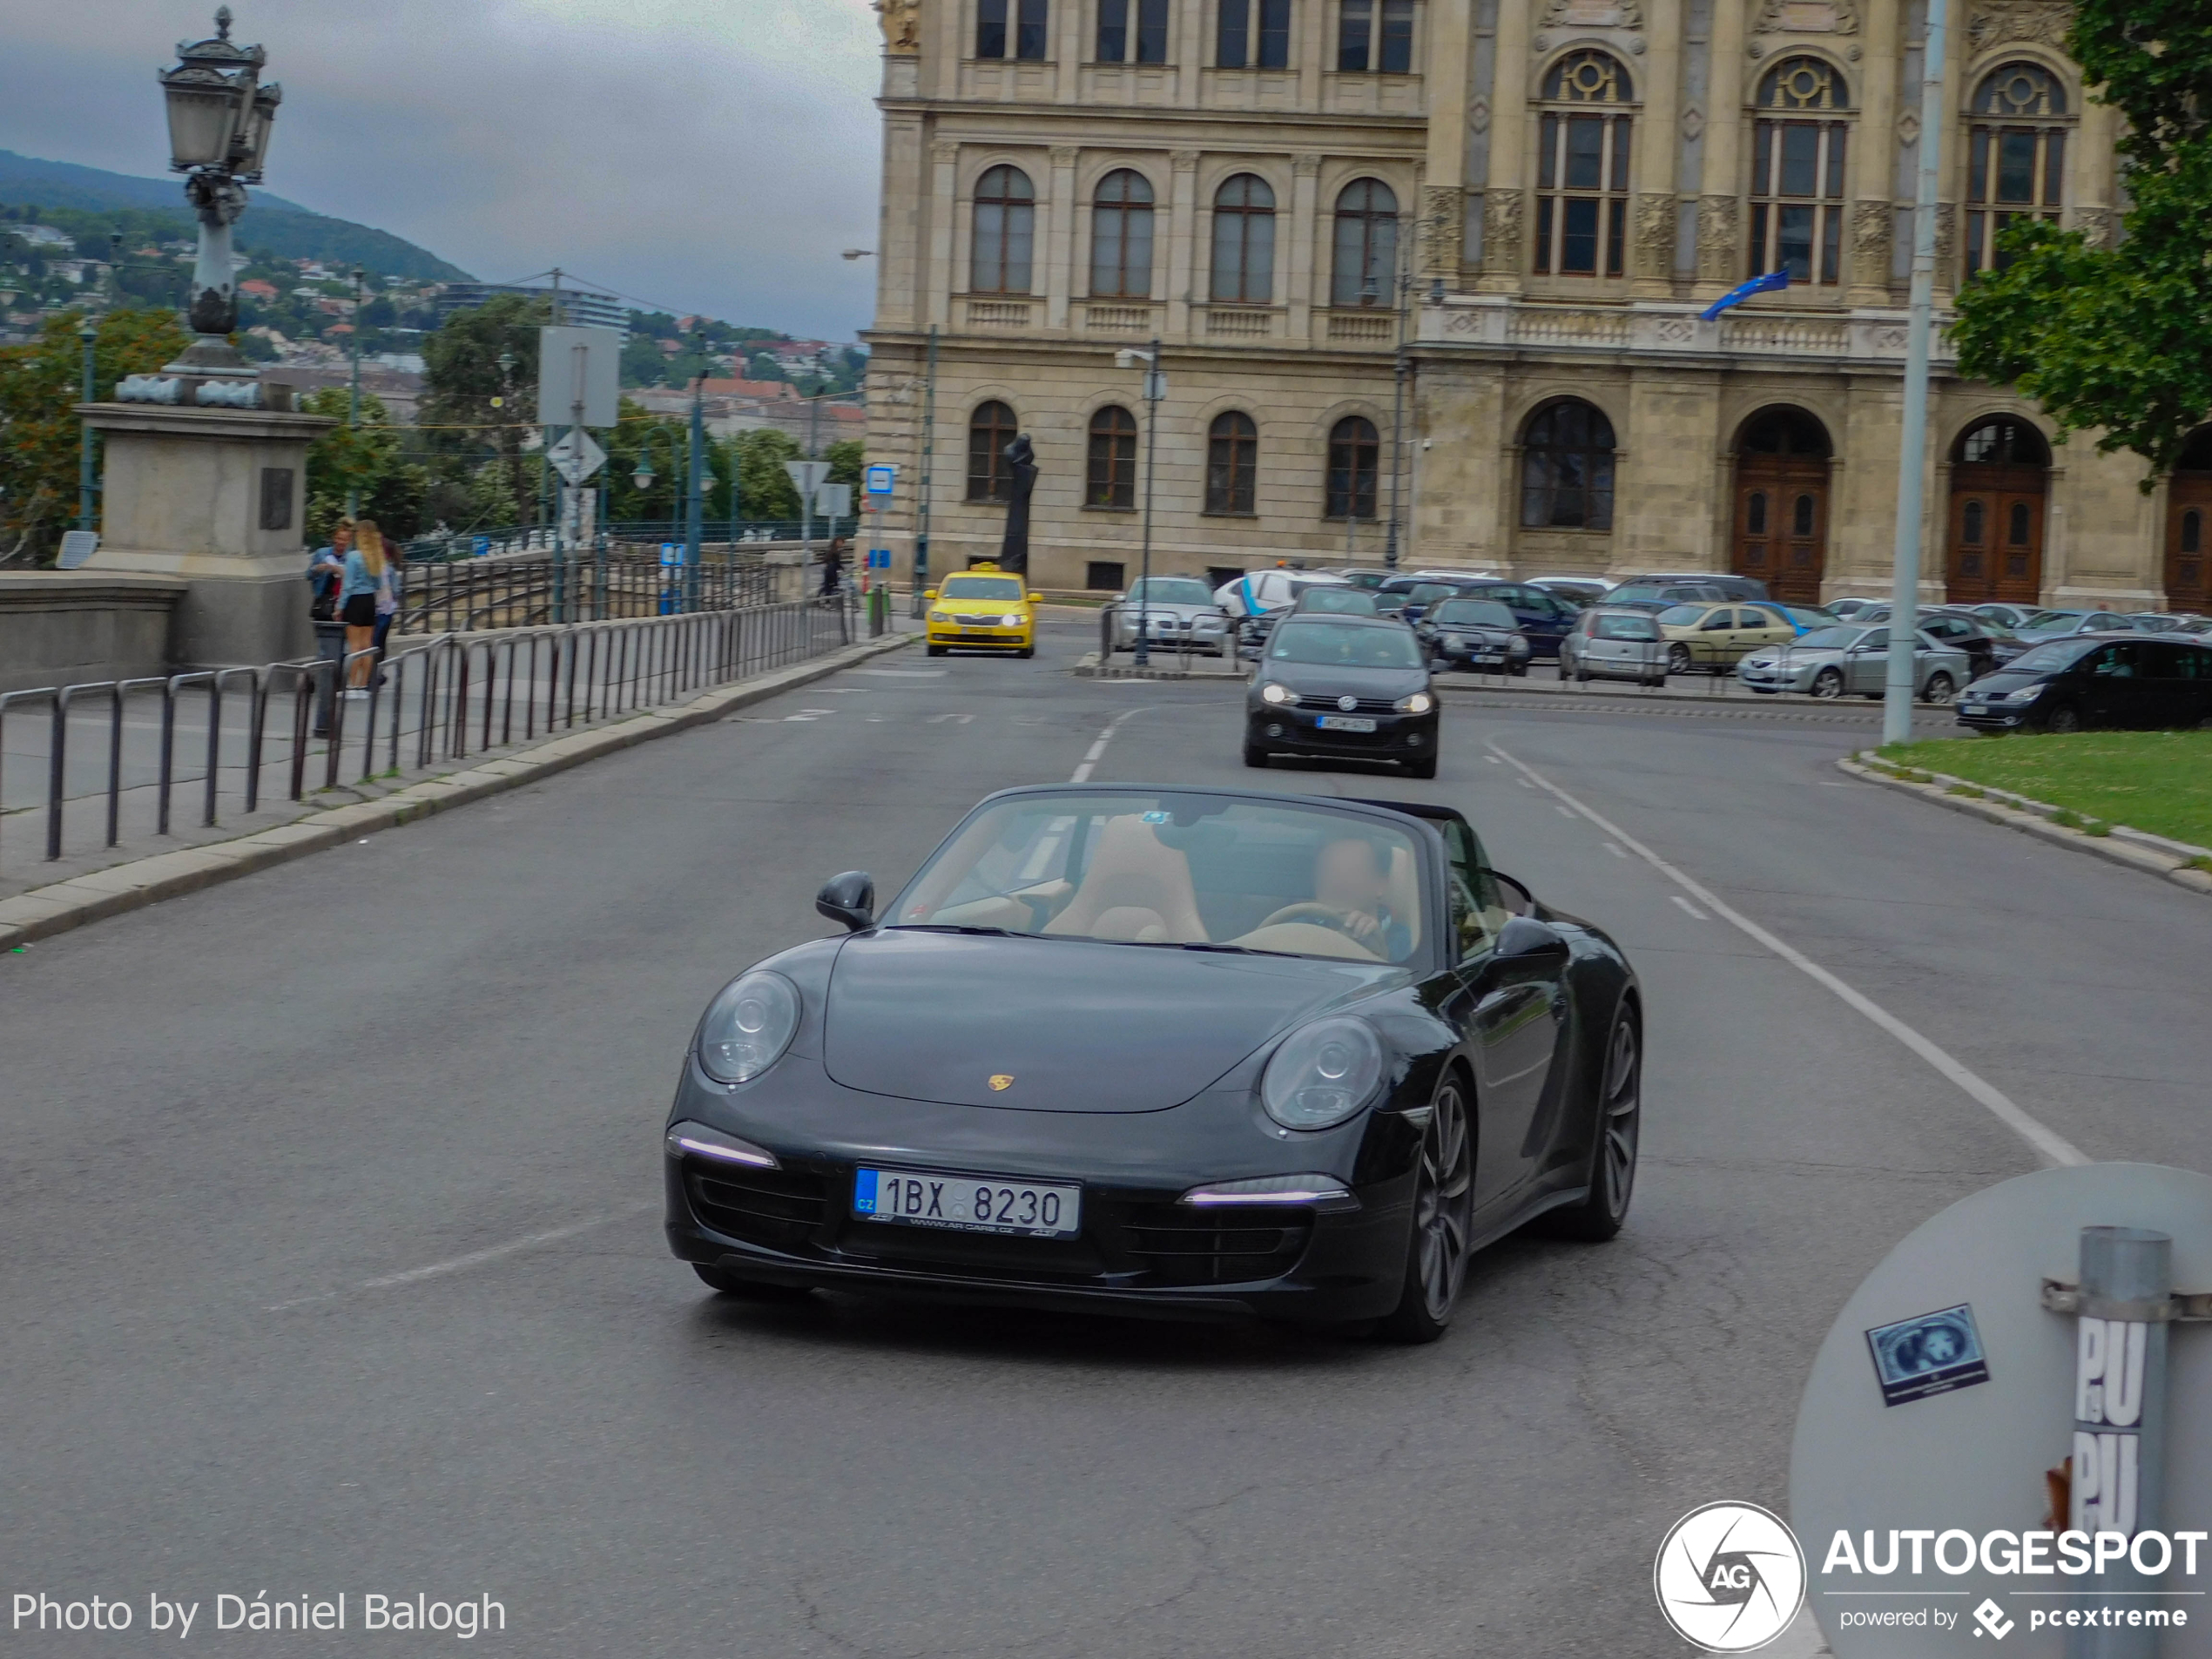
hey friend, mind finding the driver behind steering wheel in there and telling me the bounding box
[1313,836,1413,960]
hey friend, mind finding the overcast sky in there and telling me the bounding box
[0,0,886,341]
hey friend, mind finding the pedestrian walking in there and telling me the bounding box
[371,533,406,681]
[307,520,352,621]
[821,536,846,597]
[340,520,392,698]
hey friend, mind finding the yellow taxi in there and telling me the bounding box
[925,563,1035,658]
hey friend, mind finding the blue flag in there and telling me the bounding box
[1699,268,1791,321]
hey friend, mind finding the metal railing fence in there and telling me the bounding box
[399,550,779,635]
[401,518,860,564]
[0,596,861,884]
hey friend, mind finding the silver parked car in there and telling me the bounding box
[1110,576,1232,655]
[1736,624,1972,702]
[1561,605,1669,687]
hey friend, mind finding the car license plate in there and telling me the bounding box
[1474,652,1503,663]
[960,627,999,637]
[1962,702,1986,715]
[1316,714,1377,732]
[853,1167,1081,1238]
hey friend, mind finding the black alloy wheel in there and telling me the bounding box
[1810,666,1845,698]
[1538,1008,1642,1242]
[1666,643,1693,675]
[1379,1076,1475,1343]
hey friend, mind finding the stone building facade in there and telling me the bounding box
[861,0,2206,611]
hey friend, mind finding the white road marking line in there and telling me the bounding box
[1556,805,1576,819]
[1069,708,1148,783]
[927,711,974,725]
[782,709,837,722]
[266,1205,655,1312]
[1485,739,2089,1170]
[1671,894,1710,921]
[1602,842,1627,858]
[851,668,946,677]
[1483,754,1502,764]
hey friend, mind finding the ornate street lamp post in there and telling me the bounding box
[156,7,280,390]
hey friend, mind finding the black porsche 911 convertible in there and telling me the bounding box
[664,784,1641,1342]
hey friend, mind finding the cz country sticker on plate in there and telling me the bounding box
[853,1167,1081,1239]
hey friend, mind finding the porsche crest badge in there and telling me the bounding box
[988,1074,1015,1091]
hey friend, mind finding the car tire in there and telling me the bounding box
[1242,741,1268,768]
[1922,671,1956,705]
[692,1263,814,1303]
[1666,644,1694,675]
[2044,705,2083,733]
[1017,646,1035,659]
[1534,1005,1642,1244]
[1810,667,1845,698]
[1377,1074,1475,1344]
[1404,754,1438,779]
[927,644,946,658]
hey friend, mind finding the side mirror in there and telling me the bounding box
[922,588,938,602]
[1496,915,1568,961]
[815,871,875,933]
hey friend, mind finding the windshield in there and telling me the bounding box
[1128,577,1212,605]
[2004,638,2100,675]
[1594,613,1660,641]
[1432,600,1517,628]
[1408,584,1455,605]
[893,792,1429,963]
[1784,606,1837,626]
[1793,626,1868,651]
[941,576,1024,601]
[1298,588,1380,614]
[1269,622,1425,668]
[2022,610,2084,631]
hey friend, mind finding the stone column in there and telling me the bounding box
[1476,0,1531,292]
[1847,0,1900,303]
[879,114,924,330]
[1166,149,1201,338]
[1421,0,1473,283]
[927,138,961,328]
[1633,0,1687,296]
[1046,144,1080,330]
[1290,152,1322,336]
[77,401,335,669]
[2070,98,2121,250]
[1694,0,1749,298]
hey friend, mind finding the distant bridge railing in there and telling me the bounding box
[401,518,863,565]
[396,550,783,635]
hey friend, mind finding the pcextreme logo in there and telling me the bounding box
[1655,1501,1809,1653]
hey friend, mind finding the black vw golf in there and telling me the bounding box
[1245,615,1440,777]
[664,785,1642,1342]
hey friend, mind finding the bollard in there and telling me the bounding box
[311,619,347,738]
[2068,1226,2172,1659]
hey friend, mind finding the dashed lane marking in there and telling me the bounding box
[1070,707,1150,783]
[1485,738,2088,1170]
[1671,894,1710,921]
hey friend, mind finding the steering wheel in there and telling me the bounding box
[1257,901,1368,938]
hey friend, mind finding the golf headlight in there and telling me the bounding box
[1397,691,1434,714]
[696,970,800,1084]
[1509,636,1531,653]
[1261,1017,1384,1130]
[1001,612,1022,627]
[1261,681,1296,705]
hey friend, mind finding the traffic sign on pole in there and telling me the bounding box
[784,460,832,499]
[865,463,896,496]
[547,428,606,486]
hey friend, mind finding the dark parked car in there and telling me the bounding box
[665,783,1643,1342]
[1246,615,1440,777]
[1447,581,1581,660]
[1418,597,1532,675]
[1374,578,1474,627]
[1956,637,2212,733]
[1606,572,1771,609]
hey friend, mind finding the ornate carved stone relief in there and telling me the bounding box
[1966,0,2073,52]
[1421,185,1465,278]
[2074,206,2116,249]
[931,139,961,168]
[1754,0,1858,35]
[1634,194,1676,281]
[1933,203,1958,277]
[1049,145,1080,166]
[1696,196,1740,284]
[873,0,921,54]
[1541,0,1645,29]
[1851,200,1892,287]
[1682,106,1705,141]
[1292,152,1322,178]
[1484,189,1525,275]
[1170,150,1200,172]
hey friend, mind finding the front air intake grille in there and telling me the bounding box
[1295,694,1398,714]
[1121,1204,1313,1287]
[686,1164,828,1249]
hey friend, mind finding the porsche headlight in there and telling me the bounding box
[1261,1017,1384,1130]
[697,970,800,1084]
[1260,681,1296,705]
[1397,691,1434,714]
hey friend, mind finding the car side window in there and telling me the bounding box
[1700,609,1735,631]
[1441,820,1508,958]
[2088,644,2134,678]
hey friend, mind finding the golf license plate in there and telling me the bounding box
[1316,714,1377,732]
[853,1167,1082,1239]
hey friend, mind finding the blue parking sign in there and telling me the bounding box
[864,463,896,497]
[868,548,891,570]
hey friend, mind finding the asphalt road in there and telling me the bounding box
[3,617,2205,1656]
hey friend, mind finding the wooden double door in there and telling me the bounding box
[2167,472,2212,613]
[1732,457,1829,606]
[1947,419,2048,605]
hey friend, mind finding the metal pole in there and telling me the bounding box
[2067,1226,2171,1659]
[78,321,98,531]
[346,266,364,517]
[1883,0,1947,746]
[803,394,820,585]
[1384,260,1411,572]
[686,353,705,613]
[913,325,938,618]
[1136,337,1161,669]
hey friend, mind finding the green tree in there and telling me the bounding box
[1950,0,2212,480]
[300,385,401,542]
[826,438,864,489]
[0,306,186,563]
[419,293,546,525]
[727,428,802,519]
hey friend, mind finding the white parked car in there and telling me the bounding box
[1214,569,1353,617]
[1109,577,1232,655]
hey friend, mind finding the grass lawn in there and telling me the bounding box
[1878,731,2212,852]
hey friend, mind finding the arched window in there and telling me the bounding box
[1326,416,1380,519]
[1963,499,1986,544]
[1794,493,1817,536]
[1748,491,1768,535]
[1534,50,1634,279]
[1520,401,1615,530]
[1091,170,1156,298]
[970,165,1035,294]
[1087,406,1139,509]
[1206,412,1259,514]
[1211,174,1277,303]
[1750,57,1851,287]
[1957,417,2047,469]
[967,401,1019,502]
[1966,63,2069,280]
[1217,0,1291,68]
[1331,179,1399,307]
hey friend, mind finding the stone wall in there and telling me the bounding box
[0,573,185,695]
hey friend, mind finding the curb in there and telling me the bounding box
[0,631,913,953]
[1837,755,2212,900]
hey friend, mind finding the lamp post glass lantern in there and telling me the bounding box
[156,7,280,384]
